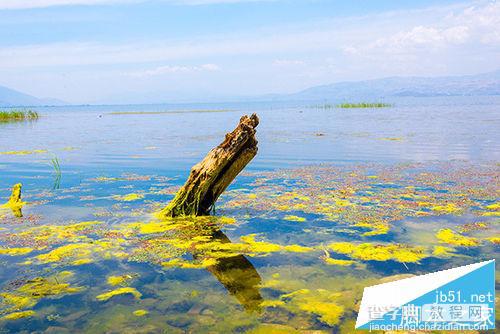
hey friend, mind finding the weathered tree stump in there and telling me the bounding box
[159,114,259,217]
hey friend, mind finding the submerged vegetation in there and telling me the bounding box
[0,109,39,123]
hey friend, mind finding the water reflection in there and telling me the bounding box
[197,229,263,313]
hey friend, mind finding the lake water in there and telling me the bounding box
[0,96,499,333]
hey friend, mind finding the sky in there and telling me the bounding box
[0,0,499,104]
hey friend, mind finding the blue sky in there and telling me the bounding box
[0,0,499,104]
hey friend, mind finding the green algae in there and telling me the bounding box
[0,162,498,332]
[96,287,142,301]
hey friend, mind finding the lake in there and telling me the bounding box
[0,96,499,333]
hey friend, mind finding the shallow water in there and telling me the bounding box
[0,97,499,333]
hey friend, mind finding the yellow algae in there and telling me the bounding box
[71,258,93,266]
[162,258,218,269]
[107,274,135,286]
[486,237,500,244]
[133,309,149,316]
[323,257,356,266]
[431,203,461,214]
[435,229,479,247]
[379,137,403,141]
[113,193,144,202]
[485,202,500,210]
[217,216,236,225]
[298,301,344,326]
[328,242,356,254]
[432,246,455,257]
[96,287,142,301]
[283,215,306,222]
[260,300,285,308]
[1,274,83,313]
[0,247,33,256]
[0,150,47,155]
[283,244,314,253]
[334,198,353,207]
[481,211,499,216]
[18,221,102,243]
[280,289,310,299]
[240,234,282,253]
[0,293,37,309]
[17,277,82,297]
[36,243,93,264]
[132,220,178,234]
[329,242,426,263]
[1,310,36,321]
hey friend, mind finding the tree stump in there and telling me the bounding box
[159,114,259,217]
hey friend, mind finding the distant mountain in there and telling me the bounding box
[0,84,65,107]
[279,70,500,101]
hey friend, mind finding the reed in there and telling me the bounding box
[0,109,39,122]
[50,156,62,190]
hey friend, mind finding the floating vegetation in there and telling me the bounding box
[435,229,479,247]
[96,287,142,301]
[1,310,36,321]
[107,274,136,286]
[328,242,427,263]
[0,162,498,332]
[133,309,148,316]
[0,149,47,155]
[113,193,144,202]
[0,109,39,123]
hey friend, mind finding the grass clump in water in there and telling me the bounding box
[0,109,39,123]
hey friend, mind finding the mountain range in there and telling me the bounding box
[0,85,65,107]
[276,70,500,101]
[1,70,500,106]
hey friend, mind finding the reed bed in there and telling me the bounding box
[0,109,39,122]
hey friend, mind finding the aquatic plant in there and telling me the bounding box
[0,109,39,123]
[328,242,427,263]
[435,229,479,246]
[50,156,62,190]
[96,287,142,301]
[1,310,36,321]
[113,193,144,202]
[0,149,47,155]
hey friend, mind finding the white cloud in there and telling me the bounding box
[127,63,220,77]
[344,1,500,54]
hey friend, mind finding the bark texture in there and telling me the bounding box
[160,114,259,217]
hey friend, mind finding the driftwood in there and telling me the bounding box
[160,114,259,217]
